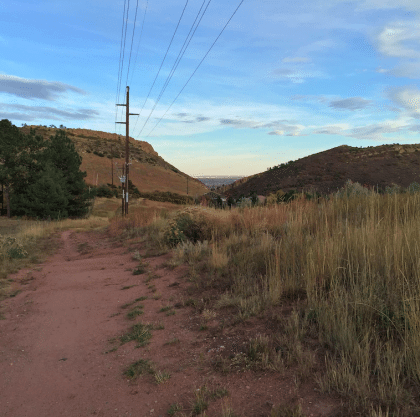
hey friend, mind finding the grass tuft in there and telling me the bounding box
[119,322,153,347]
[123,359,154,379]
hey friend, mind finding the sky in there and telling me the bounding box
[1,0,420,177]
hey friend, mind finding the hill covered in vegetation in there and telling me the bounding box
[222,143,420,199]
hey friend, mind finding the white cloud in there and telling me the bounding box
[387,85,420,112]
[376,21,420,59]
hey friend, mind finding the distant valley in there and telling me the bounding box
[195,176,244,188]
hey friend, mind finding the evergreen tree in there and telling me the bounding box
[11,164,69,219]
[1,120,90,219]
[38,129,89,218]
[0,120,44,217]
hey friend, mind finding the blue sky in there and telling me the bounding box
[1,0,420,176]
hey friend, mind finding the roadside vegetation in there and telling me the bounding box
[108,180,420,416]
[0,215,109,300]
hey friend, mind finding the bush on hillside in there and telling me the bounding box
[93,184,119,198]
[138,190,193,205]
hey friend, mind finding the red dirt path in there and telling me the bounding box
[0,230,340,417]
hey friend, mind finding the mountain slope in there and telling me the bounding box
[223,144,420,198]
[20,126,209,197]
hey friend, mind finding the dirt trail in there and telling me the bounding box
[0,230,338,417]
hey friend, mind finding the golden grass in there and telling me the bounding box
[124,191,420,414]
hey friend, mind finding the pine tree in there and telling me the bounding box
[0,120,44,217]
[41,130,89,217]
[11,164,69,219]
[1,120,90,219]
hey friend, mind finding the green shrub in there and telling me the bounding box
[163,210,207,247]
[94,185,118,198]
[0,236,28,259]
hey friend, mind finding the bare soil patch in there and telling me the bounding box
[0,230,341,416]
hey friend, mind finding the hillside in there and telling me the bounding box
[222,144,420,198]
[20,126,209,197]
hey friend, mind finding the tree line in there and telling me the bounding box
[0,119,90,219]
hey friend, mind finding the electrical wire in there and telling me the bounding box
[145,0,245,138]
[115,0,128,130]
[116,0,131,131]
[133,0,189,133]
[135,0,211,138]
[125,0,140,86]
[128,0,149,87]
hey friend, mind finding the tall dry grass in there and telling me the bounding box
[136,191,420,413]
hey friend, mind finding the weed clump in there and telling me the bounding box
[123,359,153,379]
[119,322,153,347]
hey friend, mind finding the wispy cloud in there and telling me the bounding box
[348,122,406,140]
[219,118,255,128]
[196,116,211,122]
[354,0,420,12]
[270,68,324,84]
[313,124,349,135]
[387,85,420,112]
[376,21,420,59]
[0,103,99,121]
[0,74,86,100]
[329,97,373,110]
[390,62,420,79]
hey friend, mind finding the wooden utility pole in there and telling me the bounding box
[111,143,114,187]
[116,86,138,216]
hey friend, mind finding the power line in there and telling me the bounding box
[115,0,128,130]
[145,0,245,138]
[128,0,149,87]
[132,0,189,135]
[136,0,211,138]
[125,0,140,87]
[116,0,131,131]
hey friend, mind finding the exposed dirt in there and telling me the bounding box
[0,230,341,417]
